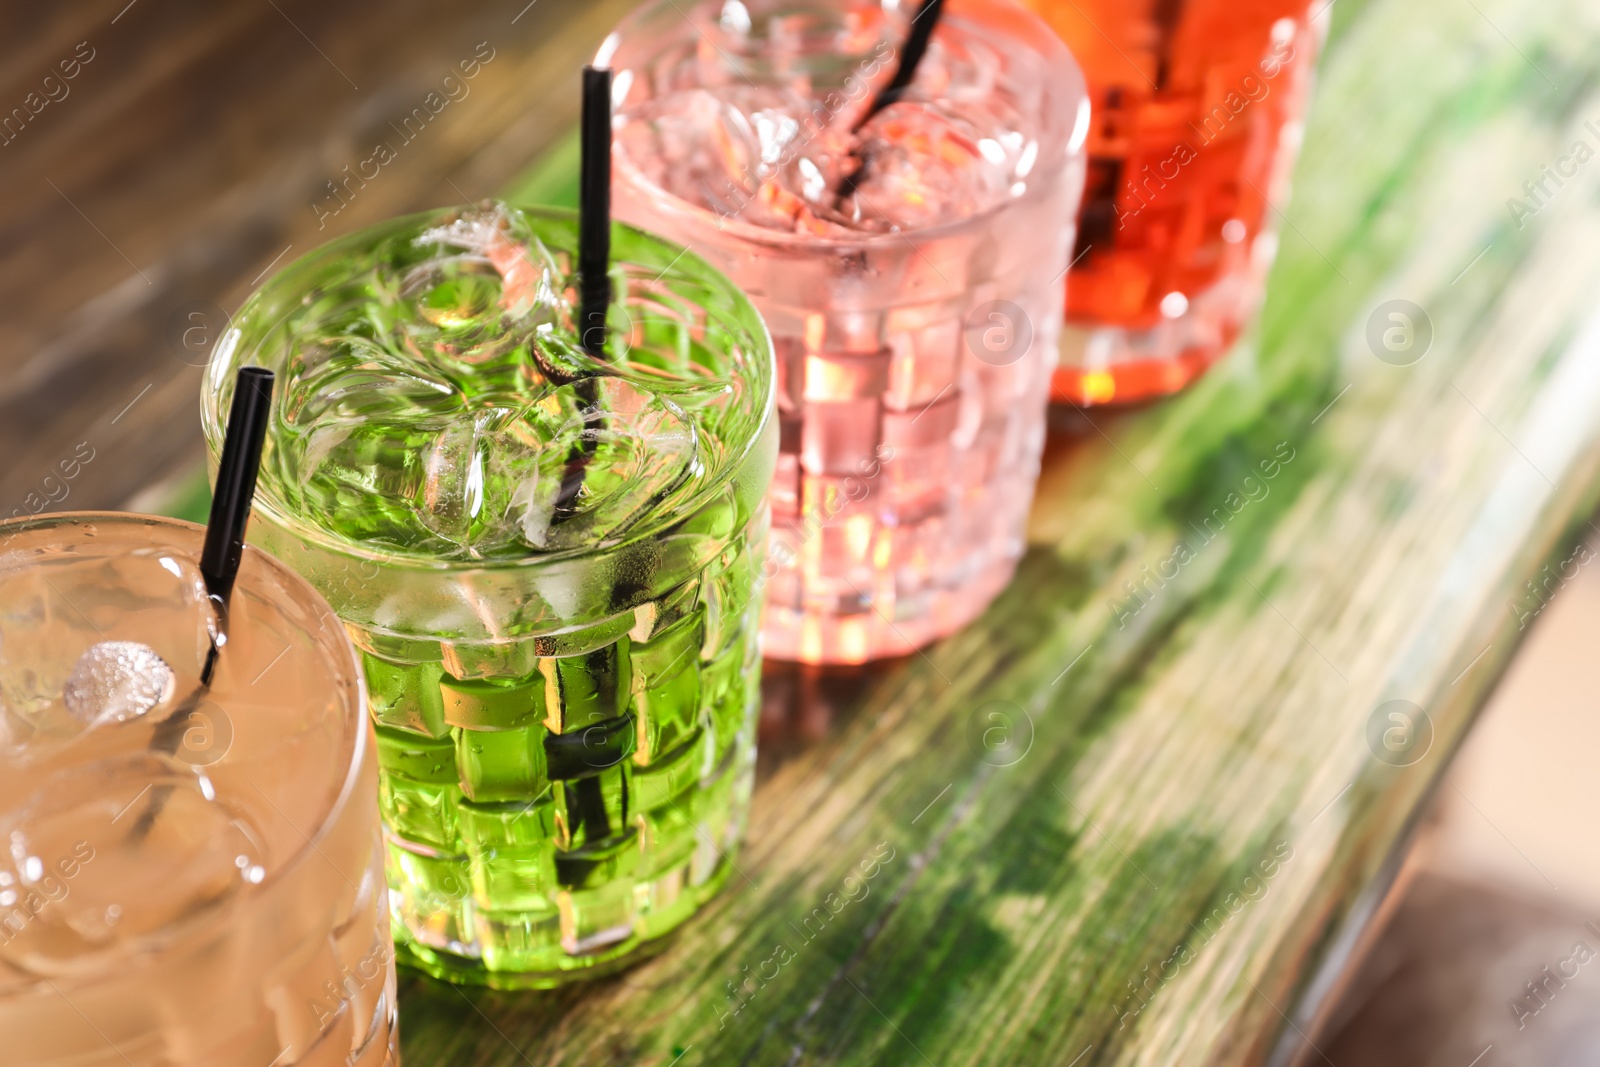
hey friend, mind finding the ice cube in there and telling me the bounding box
[283,367,702,560]
[492,376,701,553]
[615,32,1038,238]
[61,642,175,726]
[616,88,755,211]
[271,204,719,559]
[617,86,821,225]
[276,411,460,553]
[412,417,488,548]
[0,549,217,745]
[0,755,263,975]
[399,242,566,366]
[840,103,1005,232]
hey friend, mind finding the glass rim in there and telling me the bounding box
[608,0,1088,251]
[200,203,776,575]
[0,511,371,933]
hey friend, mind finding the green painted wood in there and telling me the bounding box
[389,0,1600,1062]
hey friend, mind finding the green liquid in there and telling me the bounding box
[265,209,739,561]
[364,532,760,985]
[215,204,774,986]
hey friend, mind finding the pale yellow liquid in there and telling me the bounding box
[0,515,396,1066]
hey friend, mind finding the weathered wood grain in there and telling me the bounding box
[388,0,1600,1063]
[0,0,640,522]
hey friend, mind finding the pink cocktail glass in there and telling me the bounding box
[608,0,1088,663]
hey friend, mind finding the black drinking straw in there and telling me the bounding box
[835,0,946,200]
[860,0,945,128]
[578,64,613,358]
[136,366,273,838]
[200,366,276,610]
[553,65,613,522]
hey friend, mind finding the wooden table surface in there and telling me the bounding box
[0,0,634,520]
[8,0,1600,1064]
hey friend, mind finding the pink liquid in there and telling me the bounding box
[609,0,1087,663]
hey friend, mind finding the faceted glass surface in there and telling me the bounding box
[609,0,1087,663]
[203,204,776,987]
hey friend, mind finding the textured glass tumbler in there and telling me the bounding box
[0,514,394,1066]
[1027,0,1323,406]
[203,208,776,988]
[610,0,1088,664]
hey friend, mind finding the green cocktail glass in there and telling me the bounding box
[202,203,776,987]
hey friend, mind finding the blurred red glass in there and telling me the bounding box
[1024,0,1323,406]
